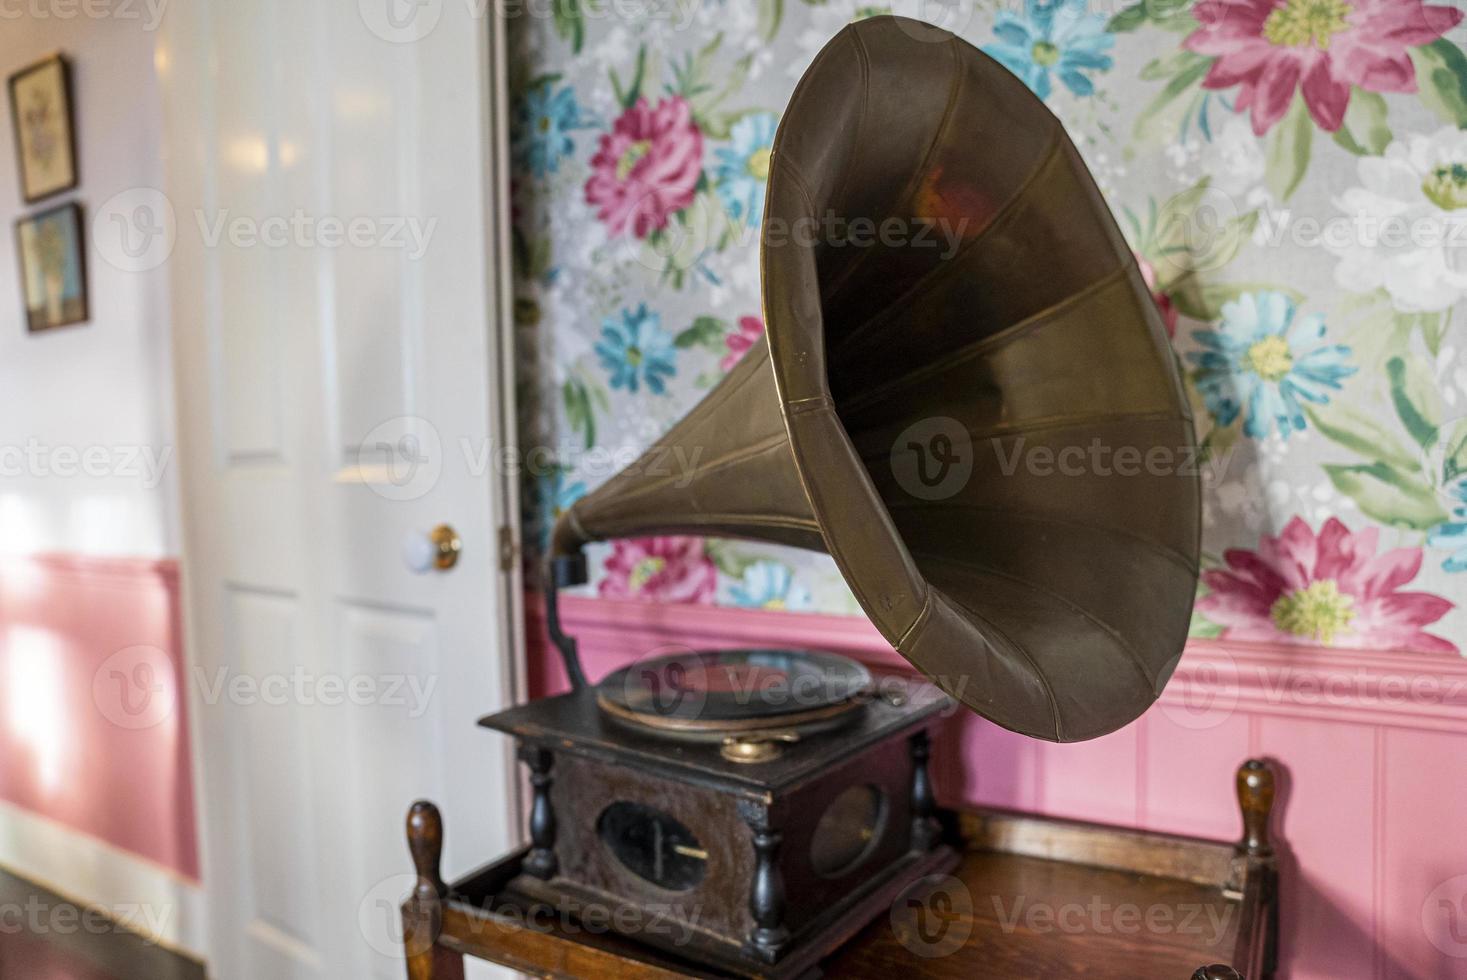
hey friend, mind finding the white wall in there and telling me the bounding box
[0,11,176,558]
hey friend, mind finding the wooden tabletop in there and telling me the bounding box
[824,849,1239,978]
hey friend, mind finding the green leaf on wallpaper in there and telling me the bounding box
[1331,91,1391,157]
[675,316,728,350]
[1399,309,1450,357]
[705,541,759,579]
[1325,462,1449,529]
[1305,402,1420,471]
[757,0,783,41]
[1133,52,1212,143]
[1188,609,1224,640]
[1387,355,1443,450]
[551,0,586,54]
[562,377,598,450]
[1169,279,1299,323]
[611,45,647,110]
[1442,418,1467,486]
[1410,39,1467,128]
[1265,97,1312,201]
[1108,2,1148,33]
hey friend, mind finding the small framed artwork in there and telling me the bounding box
[8,53,78,204]
[16,202,88,331]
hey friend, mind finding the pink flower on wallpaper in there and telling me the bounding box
[1197,516,1457,653]
[1186,0,1464,135]
[599,536,717,604]
[720,316,765,372]
[585,97,702,239]
[1136,256,1180,339]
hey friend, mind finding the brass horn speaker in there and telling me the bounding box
[548,15,1201,743]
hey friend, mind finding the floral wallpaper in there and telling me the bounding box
[509,0,1467,656]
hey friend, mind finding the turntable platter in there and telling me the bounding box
[596,649,873,737]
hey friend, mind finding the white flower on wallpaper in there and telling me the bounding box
[1330,126,1467,314]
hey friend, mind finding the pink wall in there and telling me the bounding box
[0,554,199,881]
[529,594,1467,980]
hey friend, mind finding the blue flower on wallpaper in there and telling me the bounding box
[535,467,587,549]
[984,0,1115,100]
[1428,482,1467,573]
[711,112,777,226]
[595,304,678,395]
[728,561,812,611]
[1187,292,1357,441]
[513,82,584,178]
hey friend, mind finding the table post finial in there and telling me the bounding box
[1236,758,1275,858]
[408,799,447,901]
[404,800,447,980]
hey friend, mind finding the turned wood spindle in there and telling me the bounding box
[1236,758,1275,858]
[520,746,559,879]
[739,799,789,955]
[910,730,939,851]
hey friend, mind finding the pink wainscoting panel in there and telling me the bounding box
[527,593,1467,980]
[0,555,199,881]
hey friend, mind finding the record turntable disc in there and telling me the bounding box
[596,649,874,739]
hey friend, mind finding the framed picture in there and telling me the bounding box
[8,53,78,204]
[16,202,88,331]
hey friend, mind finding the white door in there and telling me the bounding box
[153,1,523,977]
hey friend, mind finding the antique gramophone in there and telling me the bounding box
[480,14,1201,978]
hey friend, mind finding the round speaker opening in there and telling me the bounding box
[809,785,887,878]
[597,801,707,891]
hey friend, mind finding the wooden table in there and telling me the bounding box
[401,761,1278,979]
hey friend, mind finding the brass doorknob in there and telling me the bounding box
[404,525,461,573]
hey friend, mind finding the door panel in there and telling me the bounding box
[161,0,522,976]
